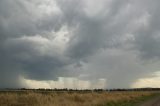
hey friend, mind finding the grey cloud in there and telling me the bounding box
[0,0,62,41]
[82,50,153,88]
[0,0,160,88]
[133,1,160,60]
[3,36,70,80]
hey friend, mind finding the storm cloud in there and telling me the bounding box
[0,0,160,88]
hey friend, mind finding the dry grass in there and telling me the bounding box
[0,91,155,106]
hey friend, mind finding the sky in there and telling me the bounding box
[0,0,160,89]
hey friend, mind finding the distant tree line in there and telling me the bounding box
[0,88,160,92]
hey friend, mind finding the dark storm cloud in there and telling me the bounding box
[0,0,66,87]
[0,0,160,88]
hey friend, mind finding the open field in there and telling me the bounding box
[0,90,159,106]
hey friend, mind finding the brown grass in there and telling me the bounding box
[0,91,154,106]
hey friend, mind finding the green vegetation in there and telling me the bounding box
[105,93,159,106]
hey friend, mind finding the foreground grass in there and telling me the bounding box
[0,91,158,106]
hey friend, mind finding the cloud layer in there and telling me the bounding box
[0,0,160,88]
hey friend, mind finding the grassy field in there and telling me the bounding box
[0,91,158,106]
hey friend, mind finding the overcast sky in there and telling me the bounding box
[0,0,160,89]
